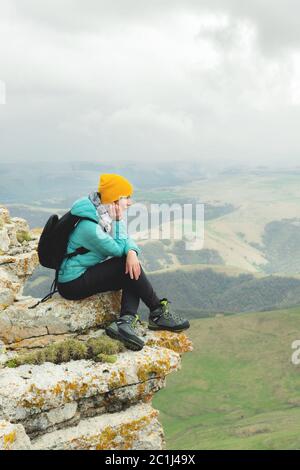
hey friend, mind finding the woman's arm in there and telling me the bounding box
[125,235,141,256]
[111,219,141,255]
[78,220,129,258]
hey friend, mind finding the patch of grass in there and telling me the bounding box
[153,307,300,449]
[5,336,126,368]
[95,354,118,363]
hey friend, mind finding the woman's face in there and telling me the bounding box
[115,196,133,211]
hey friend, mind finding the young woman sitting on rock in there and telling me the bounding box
[57,173,190,351]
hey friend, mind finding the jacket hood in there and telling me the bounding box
[70,196,99,222]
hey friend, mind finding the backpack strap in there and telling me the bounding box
[64,246,90,259]
[28,270,59,309]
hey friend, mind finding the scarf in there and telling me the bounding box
[88,190,113,233]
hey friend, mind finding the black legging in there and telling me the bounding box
[57,255,161,317]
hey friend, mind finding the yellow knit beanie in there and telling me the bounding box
[98,173,133,204]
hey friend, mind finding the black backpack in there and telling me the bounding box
[28,210,98,309]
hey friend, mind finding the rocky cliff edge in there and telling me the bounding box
[0,205,192,450]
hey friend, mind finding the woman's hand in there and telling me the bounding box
[109,201,123,221]
[125,250,141,280]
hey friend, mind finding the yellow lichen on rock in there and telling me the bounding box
[108,410,158,450]
[53,380,89,402]
[20,378,92,410]
[20,384,46,409]
[0,421,31,450]
[145,330,193,354]
[137,355,172,382]
[70,409,158,450]
[108,369,127,389]
[3,430,16,449]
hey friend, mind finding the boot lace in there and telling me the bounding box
[118,314,142,331]
[160,299,184,323]
[131,314,142,329]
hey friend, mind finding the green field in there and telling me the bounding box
[153,306,300,449]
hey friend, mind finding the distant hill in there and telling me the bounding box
[146,265,300,316]
[263,218,300,274]
[153,306,300,449]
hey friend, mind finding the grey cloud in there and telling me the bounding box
[200,0,300,54]
[12,0,300,53]
[1,1,299,166]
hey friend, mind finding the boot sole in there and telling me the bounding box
[105,327,144,351]
[148,323,190,332]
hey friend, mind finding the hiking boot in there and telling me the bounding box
[148,298,190,332]
[105,314,145,351]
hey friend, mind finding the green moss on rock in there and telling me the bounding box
[16,230,32,244]
[5,336,125,368]
[95,354,118,363]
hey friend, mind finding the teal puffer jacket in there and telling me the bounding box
[57,196,141,283]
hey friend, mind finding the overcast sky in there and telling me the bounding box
[1,0,300,166]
